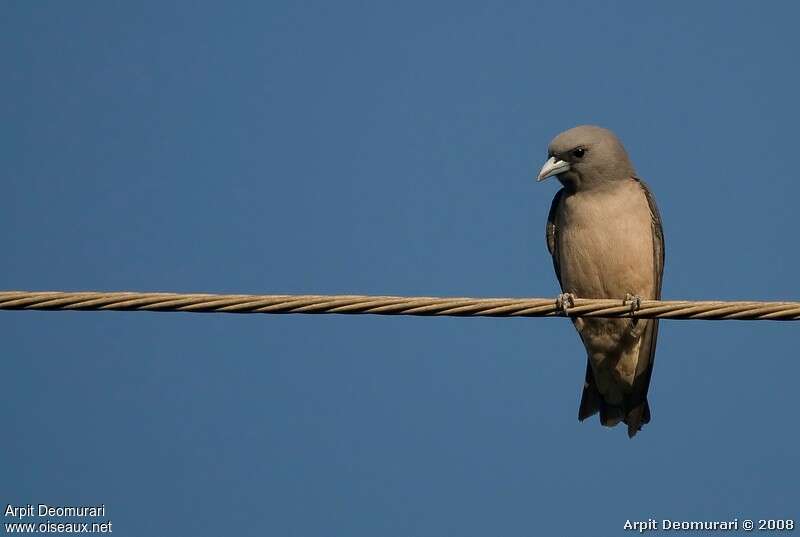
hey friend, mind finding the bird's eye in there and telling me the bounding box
[572,148,586,158]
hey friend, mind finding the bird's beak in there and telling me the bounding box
[537,156,570,182]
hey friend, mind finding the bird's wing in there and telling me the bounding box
[636,177,665,298]
[626,177,665,433]
[546,188,566,289]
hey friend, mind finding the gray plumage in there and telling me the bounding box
[537,125,664,438]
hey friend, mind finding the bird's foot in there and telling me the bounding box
[624,293,644,338]
[556,292,576,316]
[624,293,642,314]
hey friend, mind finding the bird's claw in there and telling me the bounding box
[624,293,642,315]
[556,293,576,316]
[624,293,645,338]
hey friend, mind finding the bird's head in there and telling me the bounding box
[537,125,635,192]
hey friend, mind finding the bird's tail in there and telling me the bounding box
[578,361,651,438]
[578,361,604,421]
[624,400,651,438]
[581,394,651,437]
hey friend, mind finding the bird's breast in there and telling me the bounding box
[557,182,656,300]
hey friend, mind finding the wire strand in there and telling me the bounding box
[1,290,799,320]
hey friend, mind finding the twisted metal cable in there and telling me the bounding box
[1,290,800,320]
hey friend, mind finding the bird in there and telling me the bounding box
[536,125,664,438]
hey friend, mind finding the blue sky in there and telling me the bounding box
[2,2,798,535]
